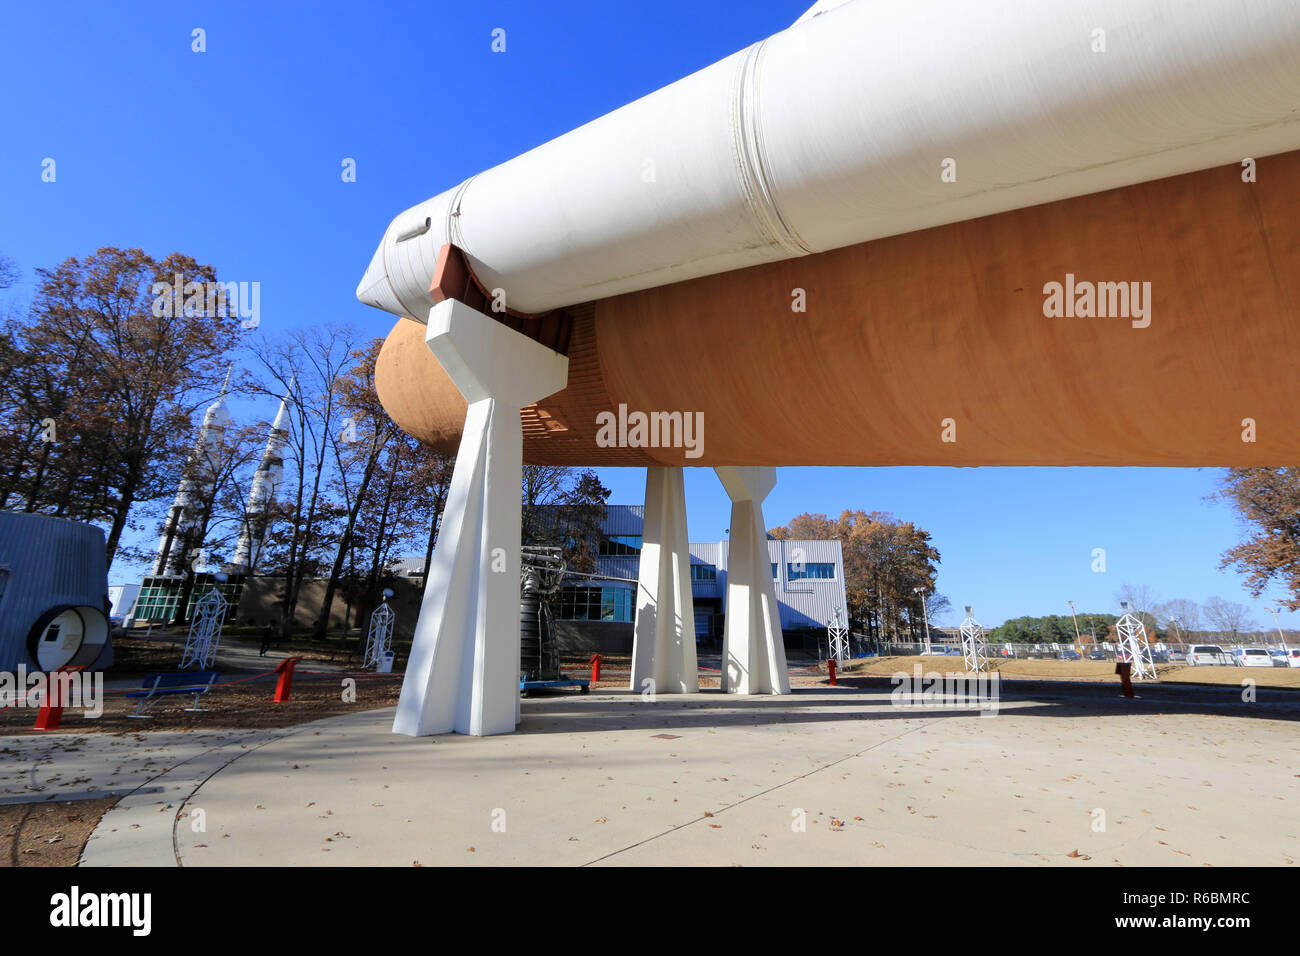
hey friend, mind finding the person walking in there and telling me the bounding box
[260,623,275,657]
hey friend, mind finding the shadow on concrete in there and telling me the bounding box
[501,677,1300,737]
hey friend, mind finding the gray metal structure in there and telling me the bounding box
[520,546,566,681]
[0,512,112,673]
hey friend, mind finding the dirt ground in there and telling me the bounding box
[0,796,119,867]
[109,632,394,675]
[566,652,1300,692]
[0,674,404,736]
[841,654,1300,687]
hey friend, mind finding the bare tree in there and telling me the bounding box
[313,338,403,639]
[248,324,358,639]
[1115,583,1161,630]
[1155,598,1201,640]
[0,254,18,291]
[158,422,266,624]
[1202,596,1256,643]
[521,465,610,573]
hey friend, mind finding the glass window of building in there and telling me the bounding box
[694,609,712,637]
[690,563,717,582]
[599,534,642,556]
[786,562,836,580]
[557,585,633,622]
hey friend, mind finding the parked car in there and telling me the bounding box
[1060,649,1081,661]
[1088,649,1108,661]
[1230,646,1274,667]
[928,644,959,656]
[1187,644,1233,666]
[1168,648,1187,662]
[1150,650,1170,664]
[1271,647,1300,668]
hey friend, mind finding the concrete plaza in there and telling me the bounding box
[72,679,1299,867]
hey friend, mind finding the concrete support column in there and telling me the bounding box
[393,299,568,737]
[716,466,789,695]
[630,467,698,695]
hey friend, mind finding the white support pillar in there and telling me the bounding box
[630,467,698,695]
[393,299,568,737]
[716,467,790,694]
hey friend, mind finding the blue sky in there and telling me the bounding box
[0,1,1287,627]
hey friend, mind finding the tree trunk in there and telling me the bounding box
[315,446,382,639]
[103,466,141,572]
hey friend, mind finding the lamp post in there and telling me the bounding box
[1266,607,1286,649]
[1168,616,1182,644]
[1067,600,1083,649]
[913,586,932,654]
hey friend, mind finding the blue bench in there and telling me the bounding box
[125,671,219,718]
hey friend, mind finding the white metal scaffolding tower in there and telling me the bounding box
[827,607,849,664]
[960,605,989,673]
[1115,601,1157,680]
[180,586,227,670]
[364,590,396,669]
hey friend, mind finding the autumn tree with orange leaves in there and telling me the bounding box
[0,247,242,569]
[1218,467,1300,610]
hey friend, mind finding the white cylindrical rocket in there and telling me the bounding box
[153,372,233,576]
[358,0,1300,319]
[231,388,292,573]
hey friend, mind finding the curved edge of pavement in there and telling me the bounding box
[80,709,395,867]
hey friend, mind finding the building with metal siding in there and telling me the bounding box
[554,504,847,640]
[0,512,112,672]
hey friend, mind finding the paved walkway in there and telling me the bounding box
[0,729,268,807]
[69,682,1300,866]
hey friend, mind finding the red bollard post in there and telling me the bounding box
[273,657,303,703]
[33,666,84,731]
[828,658,837,686]
[1115,661,1134,698]
[588,653,601,683]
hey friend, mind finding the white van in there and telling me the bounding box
[1232,646,1275,668]
[1187,645,1233,666]
[1271,648,1300,668]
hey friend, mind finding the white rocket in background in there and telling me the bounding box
[230,384,293,573]
[153,367,234,577]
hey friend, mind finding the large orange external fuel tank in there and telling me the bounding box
[375,154,1300,468]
